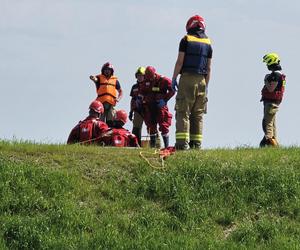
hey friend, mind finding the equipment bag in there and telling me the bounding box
[78,120,95,144]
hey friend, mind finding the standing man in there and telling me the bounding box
[172,15,213,150]
[129,66,146,146]
[260,53,286,147]
[140,66,175,148]
[90,62,123,126]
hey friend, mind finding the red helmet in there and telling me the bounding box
[101,62,114,75]
[186,15,206,31]
[145,66,156,80]
[89,100,104,114]
[115,109,128,124]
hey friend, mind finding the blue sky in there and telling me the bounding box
[1,0,299,148]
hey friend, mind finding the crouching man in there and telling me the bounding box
[67,100,109,144]
[100,110,139,147]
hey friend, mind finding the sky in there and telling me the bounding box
[1,0,299,148]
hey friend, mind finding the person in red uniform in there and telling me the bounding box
[100,110,139,147]
[140,66,175,148]
[67,100,109,144]
[89,62,123,126]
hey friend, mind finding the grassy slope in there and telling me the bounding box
[0,141,300,249]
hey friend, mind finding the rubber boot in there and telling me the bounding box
[267,137,278,147]
[189,141,201,149]
[259,137,267,147]
[156,134,161,148]
[132,127,142,146]
[150,135,156,148]
[162,136,169,148]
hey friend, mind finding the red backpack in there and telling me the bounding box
[78,119,96,144]
[110,129,128,147]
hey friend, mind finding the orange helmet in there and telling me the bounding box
[115,109,128,124]
[186,15,206,31]
[89,100,104,114]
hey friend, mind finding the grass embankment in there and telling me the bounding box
[0,141,300,249]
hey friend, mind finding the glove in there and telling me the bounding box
[157,99,167,108]
[129,111,133,121]
[172,78,178,91]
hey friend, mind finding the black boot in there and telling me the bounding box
[162,136,169,148]
[150,135,156,148]
[189,141,201,149]
[259,137,267,147]
[132,127,142,146]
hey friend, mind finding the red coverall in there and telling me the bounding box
[140,74,175,136]
[67,116,109,144]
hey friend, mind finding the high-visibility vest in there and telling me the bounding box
[96,74,118,106]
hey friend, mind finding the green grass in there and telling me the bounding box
[0,140,300,249]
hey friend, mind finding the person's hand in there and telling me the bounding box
[172,78,178,91]
[90,75,97,82]
[157,99,167,108]
[129,111,133,121]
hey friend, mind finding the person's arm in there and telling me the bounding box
[172,52,185,80]
[165,78,176,101]
[116,81,123,102]
[205,58,212,86]
[117,88,123,102]
[90,75,98,82]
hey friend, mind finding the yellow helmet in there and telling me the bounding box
[263,53,280,66]
[135,66,146,76]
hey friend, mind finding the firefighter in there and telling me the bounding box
[129,66,146,146]
[140,66,175,148]
[260,53,286,147]
[89,62,123,125]
[67,100,109,144]
[100,110,139,147]
[172,15,213,150]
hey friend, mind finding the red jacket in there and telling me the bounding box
[140,74,175,104]
[67,116,109,144]
[99,128,139,147]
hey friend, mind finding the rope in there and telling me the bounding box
[139,149,166,170]
[139,147,176,170]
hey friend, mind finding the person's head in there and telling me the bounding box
[101,62,114,78]
[113,109,128,128]
[263,53,281,71]
[135,66,145,83]
[186,15,206,33]
[145,66,157,81]
[89,100,104,118]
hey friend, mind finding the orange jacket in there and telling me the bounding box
[96,74,118,106]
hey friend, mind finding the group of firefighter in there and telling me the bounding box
[67,15,286,149]
[67,63,175,148]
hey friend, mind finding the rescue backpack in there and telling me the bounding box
[78,119,96,144]
[103,128,138,147]
[110,129,130,147]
